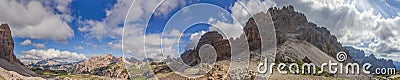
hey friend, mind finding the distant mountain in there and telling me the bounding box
[393,61,400,70]
[345,46,366,63]
[0,24,39,77]
[27,58,82,72]
[70,54,129,79]
[29,59,63,66]
[345,46,396,73]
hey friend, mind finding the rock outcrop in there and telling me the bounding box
[0,24,38,77]
[180,31,231,66]
[70,54,129,79]
[0,24,22,64]
[268,5,353,63]
[243,18,261,51]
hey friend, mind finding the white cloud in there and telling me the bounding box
[78,0,186,40]
[19,48,87,63]
[185,31,206,50]
[78,20,121,40]
[122,24,181,60]
[0,0,74,41]
[74,45,84,50]
[208,0,276,39]
[208,17,243,38]
[75,0,187,60]
[20,39,32,46]
[231,0,275,25]
[153,0,186,17]
[33,43,46,49]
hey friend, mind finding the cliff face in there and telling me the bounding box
[0,24,38,77]
[0,24,22,65]
[180,31,231,66]
[267,6,353,63]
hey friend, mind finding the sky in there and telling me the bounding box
[0,0,399,63]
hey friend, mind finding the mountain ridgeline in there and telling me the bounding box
[346,47,396,73]
[180,5,355,66]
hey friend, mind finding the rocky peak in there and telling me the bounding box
[268,5,295,15]
[267,6,352,62]
[0,24,38,77]
[70,54,128,79]
[244,18,261,51]
[0,24,23,65]
[105,54,115,61]
[181,31,231,66]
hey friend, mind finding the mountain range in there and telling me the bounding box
[346,46,396,73]
[0,5,398,79]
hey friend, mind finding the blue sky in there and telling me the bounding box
[0,0,399,63]
[13,0,120,57]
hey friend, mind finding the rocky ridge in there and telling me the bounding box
[175,5,359,79]
[181,5,354,65]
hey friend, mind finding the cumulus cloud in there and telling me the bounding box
[74,45,84,50]
[20,39,32,46]
[0,0,74,41]
[208,0,276,39]
[122,24,181,60]
[20,39,47,49]
[33,43,46,49]
[76,0,187,60]
[185,31,206,50]
[78,0,186,40]
[78,20,122,40]
[19,48,87,63]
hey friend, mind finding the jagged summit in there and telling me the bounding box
[268,5,295,15]
[0,24,22,64]
[70,54,129,79]
[267,6,353,63]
